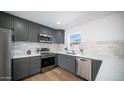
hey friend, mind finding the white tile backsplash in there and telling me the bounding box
[13,40,124,58]
[65,40,124,57]
[13,42,64,57]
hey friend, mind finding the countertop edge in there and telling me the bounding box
[12,54,41,59]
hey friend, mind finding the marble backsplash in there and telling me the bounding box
[13,42,61,56]
[65,40,124,57]
[13,40,124,58]
[84,40,124,57]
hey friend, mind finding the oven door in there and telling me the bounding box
[41,57,55,69]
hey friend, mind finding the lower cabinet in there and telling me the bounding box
[57,54,102,81]
[91,59,102,81]
[29,57,41,75]
[57,54,76,74]
[12,58,29,80]
[56,30,65,44]
[12,56,41,81]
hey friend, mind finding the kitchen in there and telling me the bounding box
[0,11,124,81]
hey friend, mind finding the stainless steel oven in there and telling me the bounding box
[37,48,56,73]
[41,53,56,73]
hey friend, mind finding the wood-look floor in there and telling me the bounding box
[23,67,83,81]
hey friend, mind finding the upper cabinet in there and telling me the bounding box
[40,26,65,44]
[28,21,40,42]
[14,17,40,42]
[0,12,13,29]
[56,29,65,44]
[39,25,52,36]
[0,12,65,43]
[40,25,55,43]
[51,30,57,43]
[13,17,28,41]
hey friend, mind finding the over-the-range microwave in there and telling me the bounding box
[39,34,52,43]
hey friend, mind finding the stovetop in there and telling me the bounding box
[41,52,55,58]
[37,48,55,58]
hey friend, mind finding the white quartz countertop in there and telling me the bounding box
[55,52,109,60]
[13,54,41,59]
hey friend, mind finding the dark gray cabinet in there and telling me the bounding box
[55,54,58,65]
[39,25,54,43]
[0,12,65,43]
[40,26,65,44]
[29,56,41,75]
[12,58,29,80]
[0,12,13,29]
[57,54,102,81]
[40,26,52,36]
[28,22,40,42]
[13,17,28,41]
[91,59,102,81]
[14,18,40,42]
[51,30,57,43]
[56,30,65,44]
[57,54,76,73]
[12,56,41,80]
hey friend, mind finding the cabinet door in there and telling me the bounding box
[29,56,41,75]
[51,29,56,43]
[58,54,76,73]
[64,55,76,73]
[0,12,13,29]
[40,26,52,36]
[28,22,40,42]
[58,54,66,68]
[55,54,58,65]
[56,30,65,44]
[91,60,102,81]
[12,58,29,80]
[13,17,28,41]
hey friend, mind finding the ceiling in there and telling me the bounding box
[6,11,118,30]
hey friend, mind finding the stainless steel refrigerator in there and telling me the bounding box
[0,27,12,81]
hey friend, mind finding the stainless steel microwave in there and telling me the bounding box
[39,34,52,43]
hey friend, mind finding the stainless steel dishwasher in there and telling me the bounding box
[76,57,92,81]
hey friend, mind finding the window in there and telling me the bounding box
[70,33,81,46]
[67,33,81,53]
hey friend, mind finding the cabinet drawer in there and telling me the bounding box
[13,58,29,62]
[29,60,41,67]
[29,56,41,61]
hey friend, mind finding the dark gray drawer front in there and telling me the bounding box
[29,60,41,66]
[29,56,41,61]
[14,58,29,62]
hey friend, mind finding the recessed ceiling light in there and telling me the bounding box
[57,21,61,25]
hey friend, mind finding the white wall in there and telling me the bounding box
[65,12,124,43]
[65,12,124,80]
